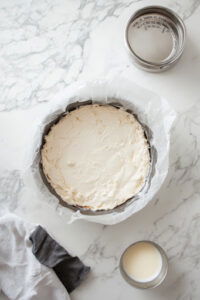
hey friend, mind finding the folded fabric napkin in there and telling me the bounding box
[30,225,90,293]
[0,213,90,300]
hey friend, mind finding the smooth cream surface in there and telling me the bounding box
[122,242,162,282]
[41,104,150,210]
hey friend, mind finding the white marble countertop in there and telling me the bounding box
[1,0,200,299]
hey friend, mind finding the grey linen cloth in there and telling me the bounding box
[29,225,90,293]
[0,213,89,300]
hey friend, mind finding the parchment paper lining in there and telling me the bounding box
[24,77,175,225]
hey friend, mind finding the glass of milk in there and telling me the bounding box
[120,241,168,289]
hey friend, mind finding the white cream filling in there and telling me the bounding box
[41,104,150,210]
